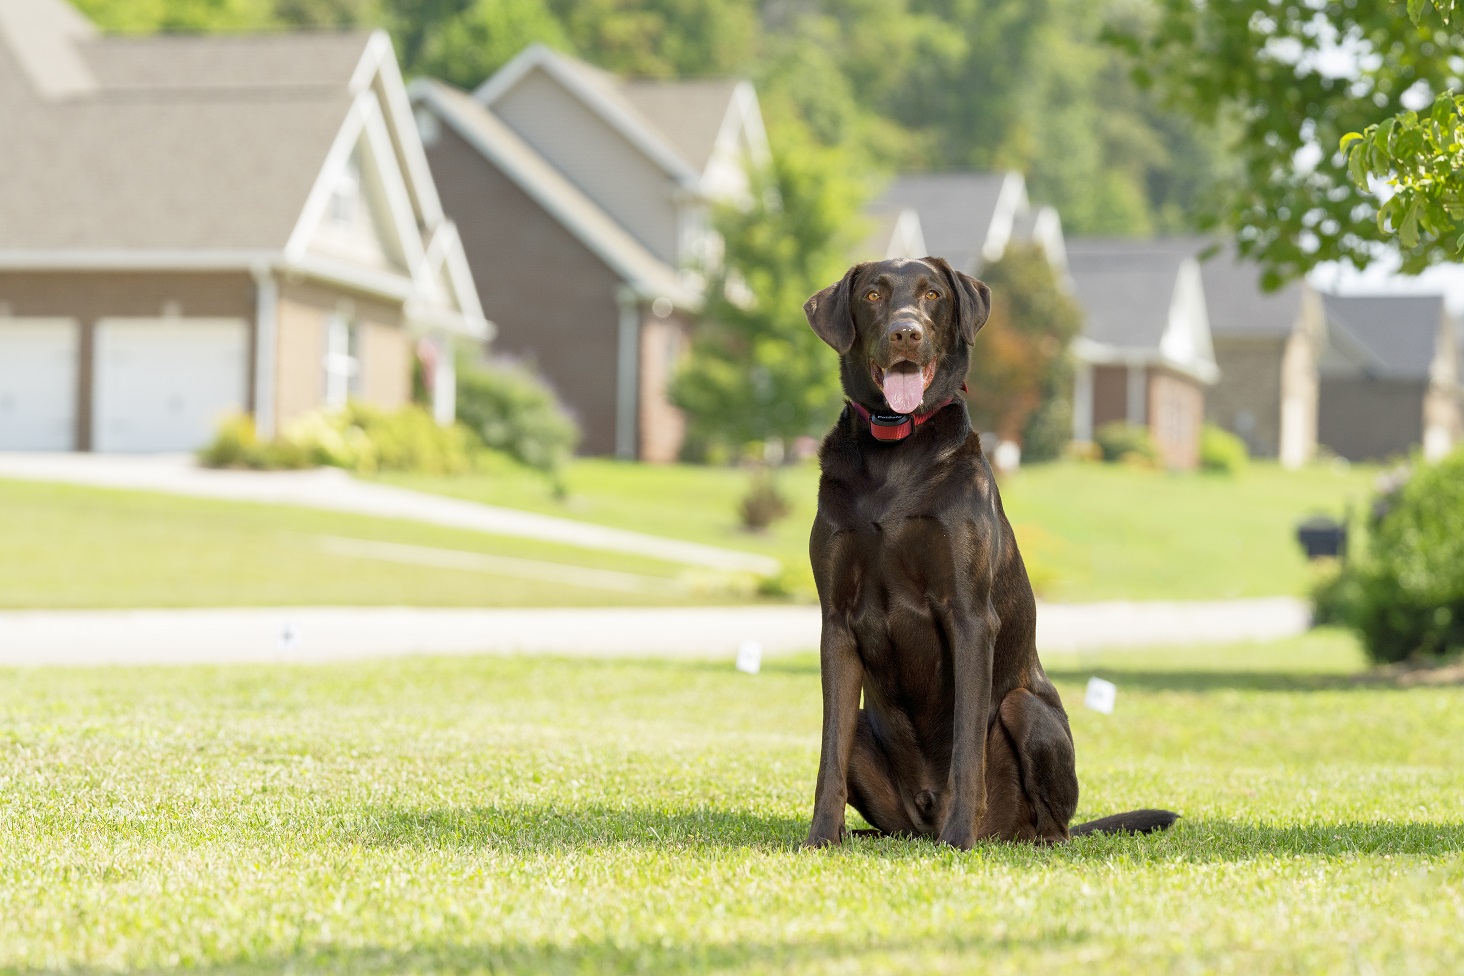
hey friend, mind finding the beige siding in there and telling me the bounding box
[1148,368,1204,470]
[273,280,407,428]
[1207,336,1285,457]
[493,67,682,265]
[637,309,690,463]
[362,321,410,409]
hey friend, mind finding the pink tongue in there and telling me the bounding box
[883,365,925,414]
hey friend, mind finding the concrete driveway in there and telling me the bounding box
[0,598,1310,667]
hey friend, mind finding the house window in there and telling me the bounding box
[329,153,361,229]
[323,315,362,408]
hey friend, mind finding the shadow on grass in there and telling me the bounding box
[349,802,808,852]
[13,931,1091,976]
[347,801,1464,864]
[1044,667,1376,693]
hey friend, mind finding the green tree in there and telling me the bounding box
[1111,0,1464,285]
[413,0,569,87]
[1341,2,1464,260]
[964,242,1084,459]
[671,136,874,457]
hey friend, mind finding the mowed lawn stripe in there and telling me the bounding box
[0,479,729,609]
[2,630,1462,974]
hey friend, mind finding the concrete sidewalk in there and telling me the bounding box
[0,598,1310,667]
[0,453,778,575]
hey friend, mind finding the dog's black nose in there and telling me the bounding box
[888,322,922,347]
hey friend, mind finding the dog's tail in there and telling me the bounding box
[1070,809,1179,837]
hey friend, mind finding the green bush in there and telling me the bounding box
[739,469,792,531]
[1344,449,1464,663]
[202,405,473,476]
[1199,424,1249,474]
[198,414,311,470]
[1094,422,1158,464]
[456,358,579,474]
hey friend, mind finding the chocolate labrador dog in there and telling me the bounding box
[802,257,1177,849]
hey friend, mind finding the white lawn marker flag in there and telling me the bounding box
[735,639,762,674]
[1084,676,1117,714]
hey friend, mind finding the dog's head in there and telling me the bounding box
[803,257,991,416]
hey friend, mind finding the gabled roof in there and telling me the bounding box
[856,207,927,262]
[1199,243,1308,338]
[474,45,767,196]
[1322,294,1447,380]
[0,0,484,336]
[1066,237,1218,383]
[411,79,700,309]
[619,78,744,173]
[875,172,1026,273]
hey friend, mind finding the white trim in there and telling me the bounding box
[250,265,278,439]
[1073,360,1093,442]
[474,45,702,191]
[615,287,640,460]
[284,95,369,261]
[369,31,446,225]
[980,171,1029,264]
[430,334,456,425]
[358,95,428,272]
[0,250,275,270]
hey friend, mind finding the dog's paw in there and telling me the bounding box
[804,821,845,848]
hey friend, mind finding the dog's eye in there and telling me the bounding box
[864,290,881,302]
[925,290,941,301]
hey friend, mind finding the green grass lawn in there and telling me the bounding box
[384,458,1379,601]
[5,629,1463,974]
[0,479,725,609]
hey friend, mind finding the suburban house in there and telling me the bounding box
[411,45,771,461]
[0,0,486,454]
[1317,294,1462,461]
[873,171,1067,272]
[1066,239,1219,470]
[1200,246,1326,468]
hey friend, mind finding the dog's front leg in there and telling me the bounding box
[939,608,996,850]
[805,617,863,848]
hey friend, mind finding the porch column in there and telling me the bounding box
[1072,361,1093,442]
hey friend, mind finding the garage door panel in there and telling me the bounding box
[94,319,249,453]
[0,319,78,451]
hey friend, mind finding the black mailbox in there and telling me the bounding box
[1296,516,1348,560]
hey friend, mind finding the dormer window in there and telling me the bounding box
[329,153,361,229]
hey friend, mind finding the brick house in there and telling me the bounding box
[1067,239,1219,470]
[0,0,486,453]
[1318,294,1462,461]
[1200,246,1326,468]
[411,45,770,461]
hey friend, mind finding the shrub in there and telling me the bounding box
[739,470,792,532]
[203,405,473,475]
[1199,424,1248,474]
[198,414,311,470]
[1094,422,1158,464]
[1345,449,1464,664]
[456,358,579,474]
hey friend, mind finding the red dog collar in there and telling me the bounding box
[848,385,966,442]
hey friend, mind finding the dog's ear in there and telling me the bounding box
[925,256,991,345]
[803,264,864,355]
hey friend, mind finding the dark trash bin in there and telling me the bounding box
[1296,516,1347,560]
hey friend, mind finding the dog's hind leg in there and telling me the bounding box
[980,687,1079,843]
[845,711,919,838]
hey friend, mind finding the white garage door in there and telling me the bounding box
[94,318,249,453]
[0,319,79,451]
